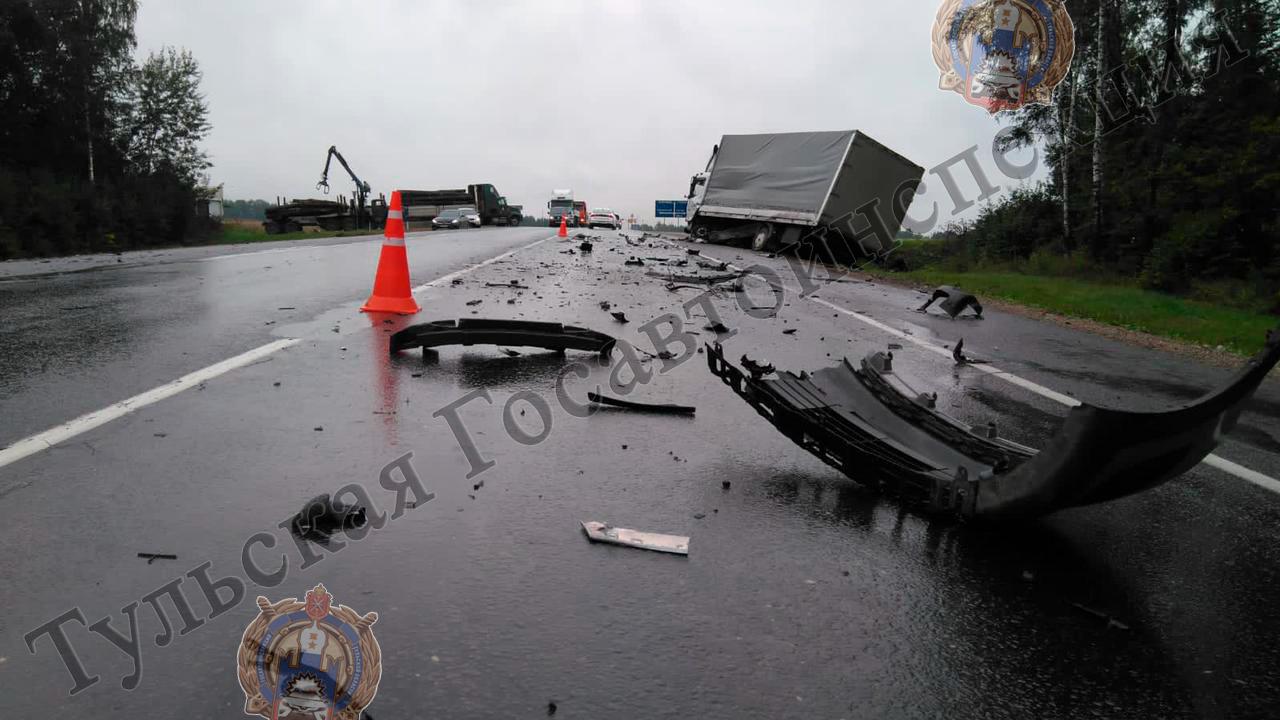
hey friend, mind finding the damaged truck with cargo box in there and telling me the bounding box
[685,130,924,262]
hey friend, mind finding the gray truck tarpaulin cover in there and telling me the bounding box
[702,130,854,222]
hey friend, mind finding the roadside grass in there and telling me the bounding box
[215,219,369,245]
[865,265,1276,356]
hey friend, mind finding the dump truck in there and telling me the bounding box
[399,184,518,229]
[685,130,924,260]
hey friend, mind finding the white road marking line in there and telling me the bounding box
[1203,454,1280,495]
[0,338,300,471]
[675,242,1280,495]
[0,235,554,471]
[203,238,378,261]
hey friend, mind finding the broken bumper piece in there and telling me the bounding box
[706,329,1280,519]
[390,318,617,357]
[918,286,983,318]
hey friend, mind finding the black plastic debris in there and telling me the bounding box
[705,321,731,334]
[466,299,483,306]
[137,552,177,564]
[391,319,617,358]
[625,257,645,266]
[706,327,1280,519]
[587,391,696,415]
[952,338,989,365]
[611,311,629,323]
[917,286,983,319]
[486,282,530,289]
[289,493,367,542]
[580,241,594,252]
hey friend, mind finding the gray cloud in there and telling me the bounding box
[136,0,1045,224]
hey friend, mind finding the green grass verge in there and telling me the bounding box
[215,223,369,245]
[869,267,1276,356]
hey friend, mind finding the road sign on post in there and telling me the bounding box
[655,200,689,219]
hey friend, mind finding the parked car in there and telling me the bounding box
[589,208,619,230]
[432,207,477,230]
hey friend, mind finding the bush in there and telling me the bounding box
[0,165,198,259]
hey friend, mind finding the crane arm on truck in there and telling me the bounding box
[317,145,372,202]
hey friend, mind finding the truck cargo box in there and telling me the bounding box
[689,130,923,259]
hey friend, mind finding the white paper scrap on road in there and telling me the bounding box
[581,521,689,556]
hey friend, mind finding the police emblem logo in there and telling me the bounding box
[932,0,1076,112]
[237,584,382,720]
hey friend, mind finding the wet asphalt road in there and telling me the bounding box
[1,228,1278,719]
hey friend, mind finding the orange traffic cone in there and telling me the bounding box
[360,191,421,315]
[557,215,568,238]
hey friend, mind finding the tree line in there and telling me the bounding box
[0,1,211,259]
[926,0,1280,306]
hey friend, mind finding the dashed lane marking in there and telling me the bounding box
[0,235,554,472]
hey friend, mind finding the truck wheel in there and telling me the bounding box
[691,223,710,241]
[751,223,773,252]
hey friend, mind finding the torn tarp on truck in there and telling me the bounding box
[706,329,1280,519]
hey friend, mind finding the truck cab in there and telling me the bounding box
[547,189,576,227]
[685,143,719,229]
[498,196,523,226]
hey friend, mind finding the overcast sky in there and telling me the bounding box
[135,0,1044,226]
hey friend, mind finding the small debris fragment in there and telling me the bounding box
[624,256,645,266]
[1021,570,1035,582]
[486,282,530,289]
[273,382,281,387]
[782,328,797,335]
[500,348,521,357]
[599,301,611,311]
[1071,602,1130,630]
[581,521,689,555]
[466,299,482,306]
[588,392,695,415]
[888,343,903,350]
[153,432,167,438]
[137,552,178,564]
[722,480,731,490]
[611,311,629,323]
[314,426,323,432]
[547,701,557,716]
[705,322,731,334]
[693,512,706,520]
[952,338,989,365]
[451,278,464,285]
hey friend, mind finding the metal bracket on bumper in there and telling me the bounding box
[707,328,1280,520]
